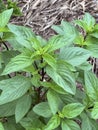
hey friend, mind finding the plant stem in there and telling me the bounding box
[40,58,45,81]
[1,41,11,78]
[41,89,48,101]
[37,58,45,103]
[34,61,38,70]
[2,41,9,50]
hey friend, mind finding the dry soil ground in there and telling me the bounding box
[12,0,98,39]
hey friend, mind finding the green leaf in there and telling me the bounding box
[20,118,40,130]
[0,122,4,130]
[61,120,80,130]
[31,74,41,87]
[15,95,32,123]
[90,31,98,38]
[8,24,34,50]
[0,0,6,12]
[91,102,98,119]
[49,21,78,52]
[59,47,91,66]
[77,61,92,71]
[7,0,22,16]
[2,54,33,75]
[52,20,78,39]
[43,53,56,69]
[44,114,60,130]
[60,94,78,104]
[36,35,47,46]
[84,71,98,100]
[84,36,98,57]
[81,112,98,130]
[51,25,64,35]
[47,35,68,52]
[0,76,31,105]
[74,34,84,45]
[94,24,98,30]
[30,37,41,50]
[84,36,98,45]
[5,39,24,51]
[86,44,98,58]
[33,102,52,118]
[83,13,95,29]
[46,61,76,94]
[62,103,85,118]
[75,20,88,31]
[41,82,67,94]
[0,9,13,28]
[0,27,10,32]
[27,128,41,130]
[47,24,78,52]
[3,116,25,130]
[0,100,17,117]
[47,90,61,114]
[75,13,95,32]
[1,50,19,64]
[20,111,44,130]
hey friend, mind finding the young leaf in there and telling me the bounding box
[46,61,76,94]
[0,9,13,28]
[59,47,91,66]
[7,0,22,16]
[84,71,98,100]
[0,27,10,32]
[0,122,4,130]
[62,103,85,118]
[75,13,95,32]
[90,32,98,38]
[47,35,68,52]
[0,0,6,12]
[43,53,56,69]
[33,102,52,118]
[94,24,98,30]
[0,76,31,105]
[61,120,80,130]
[2,54,33,75]
[47,89,61,115]
[74,34,84,45]
[30,37,41,50]
[44,114,60,130]
[15,95,32,123]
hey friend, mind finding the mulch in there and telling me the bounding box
[11,0,98,39]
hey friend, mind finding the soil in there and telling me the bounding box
[11,0,98,39]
